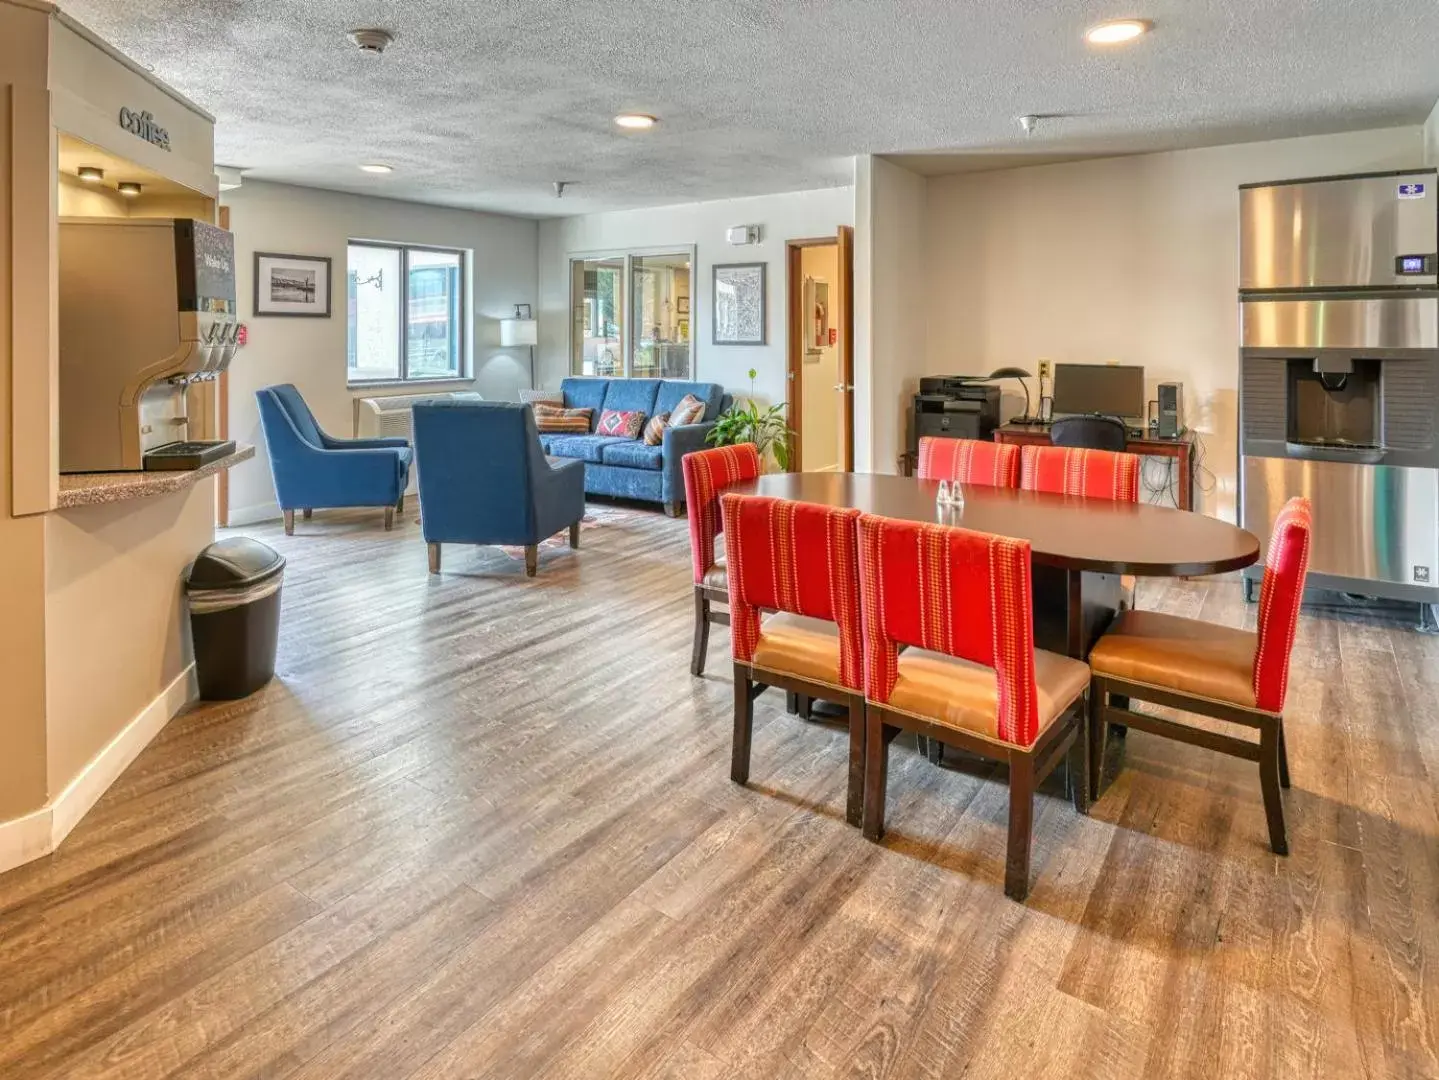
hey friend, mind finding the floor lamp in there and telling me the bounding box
[500,305,538,389]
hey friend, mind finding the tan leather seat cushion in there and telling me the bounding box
[749,612,844,690]
[702,558,727,590]
[886,647,1089,744]
[1089,609,1258,708]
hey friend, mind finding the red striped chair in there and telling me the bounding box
[916,437,1020,488]
[1087,497,1312,853]
[856,513,1090,900]
[682,444,762,677]
[721,493,866,826]
[1019,443,1141,501]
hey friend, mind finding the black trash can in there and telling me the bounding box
[185,538,286,700]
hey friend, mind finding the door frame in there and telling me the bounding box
[785,226,854,473]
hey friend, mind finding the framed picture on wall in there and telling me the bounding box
[677,296,690,315]
[713,262,766,345]
[253,252,332,317]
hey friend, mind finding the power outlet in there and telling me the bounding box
[1037,359,1051,381]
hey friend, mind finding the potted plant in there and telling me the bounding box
[706,369,796,471]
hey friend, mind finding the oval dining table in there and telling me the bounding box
[732,472,1261,660]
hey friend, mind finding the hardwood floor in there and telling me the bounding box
[1,499,1436,1079]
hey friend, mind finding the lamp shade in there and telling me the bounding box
[500,318,537,347]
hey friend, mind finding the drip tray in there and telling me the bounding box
[144,440,237,471]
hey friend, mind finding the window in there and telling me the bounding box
[347,242,466,383]
[569,249,692,379]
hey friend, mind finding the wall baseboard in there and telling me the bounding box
[228,500,281,527]
[0,664,196,877]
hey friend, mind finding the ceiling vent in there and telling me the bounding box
[347,29,394,56]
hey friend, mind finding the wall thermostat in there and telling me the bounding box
[726,225,761,245]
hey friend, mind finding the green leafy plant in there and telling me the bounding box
[706,368,796,471]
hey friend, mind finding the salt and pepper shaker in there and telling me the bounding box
[935,479,965,515]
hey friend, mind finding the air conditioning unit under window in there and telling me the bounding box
[354,391,483,493]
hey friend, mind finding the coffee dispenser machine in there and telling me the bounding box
[1237,169,1439,621]
[59,217,238,472]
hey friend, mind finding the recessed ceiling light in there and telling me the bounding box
[118,182,143,196]
[614,114,657,130]
[78,166,104,182]
[1085,18,1151,45]
[360,163,394,174]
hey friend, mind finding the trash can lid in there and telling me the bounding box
[186,537,286,590]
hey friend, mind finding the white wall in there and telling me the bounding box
[921,125,1425,520]
[1426,98,1439,165]
[222,181,538,523]
[856,156,927,473]
[536,186,855,411]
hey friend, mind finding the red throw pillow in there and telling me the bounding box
[597,409,646,439]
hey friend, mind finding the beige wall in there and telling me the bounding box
[1426,98,1439,165]
[799,243,842,471]
[856,156,927,473]
[44,483,212,791]
[0,0,55,821]
[922,126,1425,519]
[222,180,540,524]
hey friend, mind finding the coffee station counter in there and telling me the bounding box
[56,444,254,508]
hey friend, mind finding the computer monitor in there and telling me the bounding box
[1052,363,1146,419]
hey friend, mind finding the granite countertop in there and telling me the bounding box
[57,445,255,509]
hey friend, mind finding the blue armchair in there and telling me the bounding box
[256,384,412,535]
[412,400,586,577]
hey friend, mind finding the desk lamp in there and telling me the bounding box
[987,366,1038,424]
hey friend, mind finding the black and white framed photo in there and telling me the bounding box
[712,262,766,345]
[254,252,332,317]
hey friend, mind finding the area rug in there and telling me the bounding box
[497,504,649,562]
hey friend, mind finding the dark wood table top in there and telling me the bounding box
[733,472,1260,577]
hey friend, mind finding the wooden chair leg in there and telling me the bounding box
[524,545,538,577]
[925,737,944,765]
[396,493,405,513]
[569,521,581,549]
[731,664,754,785]
[1277,721,1291,789]
[1087,679,1106,801]
[384,507,395,531]
[302,508,313,520]
[862,708,889,841]
[427,543,441,575]
[1005,753,1036,901]
[845,696,865,827]
[796,694,813,720]
[1069,704,1091,815]
[786,691,800,715]
[690,592,711,677]
[283,509,295,536]
[1259,719,1289,856]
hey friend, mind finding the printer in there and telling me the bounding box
[910,376,1001,453]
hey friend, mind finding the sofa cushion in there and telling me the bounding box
[543,434,625,463]
[597,409,647,439]
[601,378,661,417]
[601,441,665,471]
[561,378,610,425]
[532,404,592,433]
[656,380,725,422]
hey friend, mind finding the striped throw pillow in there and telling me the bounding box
[643,412,670,446]
[597,409,647,439]
[669,393,706,427]
[532,403,592,433]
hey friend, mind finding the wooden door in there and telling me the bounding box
[837,225,854,471]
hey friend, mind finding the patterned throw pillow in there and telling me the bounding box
[597,409,647,439]
[532,403,592,433]
[668,393,706,427]
[643,412,671,446]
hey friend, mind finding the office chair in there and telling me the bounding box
[1049,415,1128,452]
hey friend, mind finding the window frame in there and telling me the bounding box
[346,239,469,387]
[567,244,697,381]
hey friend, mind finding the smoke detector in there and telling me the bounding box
[347,29,394,55]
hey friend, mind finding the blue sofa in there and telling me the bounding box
[412,400,585,577]
[256,383,412,534]
[540,378,732,514]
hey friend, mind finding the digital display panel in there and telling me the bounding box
[1400,255,1428,274]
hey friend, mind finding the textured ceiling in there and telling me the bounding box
[58,0,1439,218]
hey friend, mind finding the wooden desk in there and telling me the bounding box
[992,424,1198,511]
